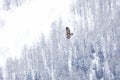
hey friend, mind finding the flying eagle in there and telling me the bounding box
[66,27,73,39]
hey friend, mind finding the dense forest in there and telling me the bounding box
[0,0,120,80]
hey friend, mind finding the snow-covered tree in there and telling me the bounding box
[0,67,3,80]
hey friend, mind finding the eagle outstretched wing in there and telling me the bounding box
[66,27,73,39]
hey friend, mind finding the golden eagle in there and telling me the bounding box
[66,27,73,39]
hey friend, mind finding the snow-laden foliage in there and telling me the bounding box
[3,0,25,10]
[0,67,3,80]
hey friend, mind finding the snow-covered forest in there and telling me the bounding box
[0,0,120,80]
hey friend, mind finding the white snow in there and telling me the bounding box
[90,52,99,80]
[68,48,72,72]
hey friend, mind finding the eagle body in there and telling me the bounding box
[66,27,73,39]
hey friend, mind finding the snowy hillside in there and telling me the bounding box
[0,0,120,80]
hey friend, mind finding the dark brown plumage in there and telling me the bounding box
[66,27,73,39]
